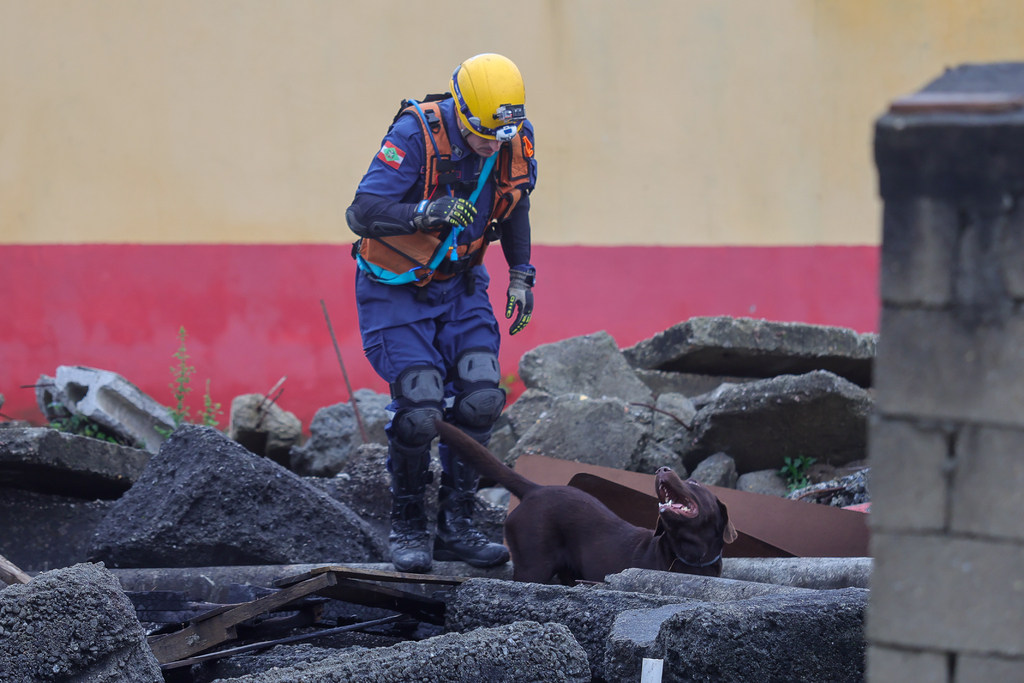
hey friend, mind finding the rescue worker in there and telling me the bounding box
[345,53,537,573]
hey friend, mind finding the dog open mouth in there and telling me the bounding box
[657,475,700,519]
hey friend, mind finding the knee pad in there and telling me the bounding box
[451,349,506,430]
[389,365,444,447]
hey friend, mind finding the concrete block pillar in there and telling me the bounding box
[868,64,1024,683]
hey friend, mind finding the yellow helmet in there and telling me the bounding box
[450,53,526,142]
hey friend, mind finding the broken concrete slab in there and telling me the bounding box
[487,388,555,464]
[289,389,390,477]
[634,367,760,399]
[228,393,302,467]
[690,452,738,488]
[678,370,873,474]
[605,567,817,601]
[736,469,791,496]
[211,620,590,683]
[0,427,151,499]
[519,330,654,403]
[0,562,163,682]
[507,395,648,471]
[35,366,176,452]
[0,487,114,572]
[722,557,872,589]
[623,316,877,388]
[447,578,693,683]
[605,588,868,683]
[88,424,387,568]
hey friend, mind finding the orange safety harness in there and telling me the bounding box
[354,97,533,287]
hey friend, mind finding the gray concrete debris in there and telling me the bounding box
[192,643,365,683]
[690,452,738,488]
[519,330,654,403]
[447,578,694,683]
[289,389,390,477]
[736,468,791,497]
[680,370,873,474]
[634,368,760,398]
[722,557,872,590]
[488,388,555,464]
[88,424,387,568]
[623,316,877,388]
[635,439,687,475]
[0,487,114,573]
[605,587,868,683]
[651,392,697,441]
[35,366,176,452]
[106,562,514,604]
[209,621,590,683]
[227,393,302,467]
[788,468,871,507]
[0,427,151,499]
[507,395,648,471]
[604,567,817,601]
[0,562,162,683]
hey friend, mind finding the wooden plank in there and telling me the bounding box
[149,572,336,664]
[0,553,31,585]
[316,576,446,625]
[274,564,467,588]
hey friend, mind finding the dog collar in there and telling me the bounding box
[670,552,723,571]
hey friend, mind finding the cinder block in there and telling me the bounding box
[867,645,948,683]
[951,426,1024,541]
[874,308,1024,427]
[868,417,949,533]
[880,196,957,307]
[956,653,1024,683]
[868,533,1024,656]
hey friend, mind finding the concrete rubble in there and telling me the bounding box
[0,562,163,683]
[88,424,387,568]
[622,315,877,388]
[227,393,302,468]
[36,365,176,452]
[0,315,885,682]
[0,426,150,499]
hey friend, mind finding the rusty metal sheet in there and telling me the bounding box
[512,454,868,558]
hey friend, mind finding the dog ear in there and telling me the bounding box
[719,501,738,544]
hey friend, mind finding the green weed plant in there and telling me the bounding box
[780,455,817,492]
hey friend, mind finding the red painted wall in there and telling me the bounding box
[0,244,878,427]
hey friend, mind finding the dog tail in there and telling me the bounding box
[435,419,538,501]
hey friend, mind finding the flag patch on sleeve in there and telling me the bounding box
[377,141,406,169]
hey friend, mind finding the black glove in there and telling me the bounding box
[505,265,535,335]
[412,197,477,231]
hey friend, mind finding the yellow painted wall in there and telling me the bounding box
[2,0,1023,247]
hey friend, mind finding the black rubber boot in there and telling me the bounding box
[433,457,510,568]
[388,441,433,574]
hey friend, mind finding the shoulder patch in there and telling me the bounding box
[523,137,534,158]
[377,141,406,169]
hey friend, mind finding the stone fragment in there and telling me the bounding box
[736,469,790,497]
[89,425,386,567]
[604,567,816,601]
[519,331,653,403]
[289,389,390,477]
[623,316,876,388]
[447,578,690,683]
[634,368,759,398]
[0,427,150,499]
[690,452,738,488]
[507,395,647,471]
[35,366,175,452]
[0,562,162,682]
[680,370,872,474]
[605,588,868,683]
[209,621,590,683]
[227,393,302,467]
[722,557,872,589]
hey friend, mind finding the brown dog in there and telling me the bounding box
[435,420,737,584]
